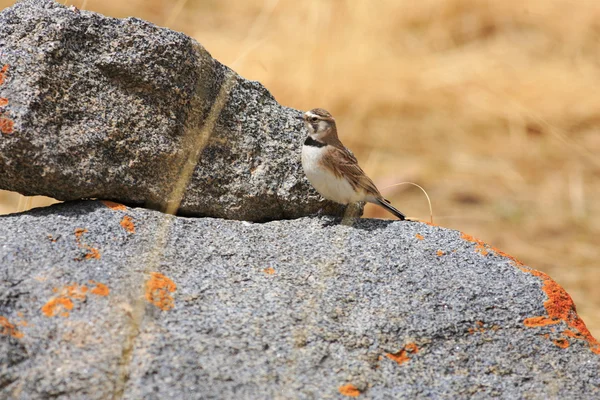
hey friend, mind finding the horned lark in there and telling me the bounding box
[300,108,406,220]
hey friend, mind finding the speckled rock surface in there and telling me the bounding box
[0,0,347,221]
[1,201,599,399]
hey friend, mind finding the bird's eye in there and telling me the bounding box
[311,117,318,122]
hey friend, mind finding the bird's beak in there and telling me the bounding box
[296,114,304,121]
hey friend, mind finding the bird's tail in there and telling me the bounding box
[375,198,406,220]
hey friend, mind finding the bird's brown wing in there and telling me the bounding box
[319,146,382,198]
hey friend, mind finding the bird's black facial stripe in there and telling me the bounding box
[304,136,327,148]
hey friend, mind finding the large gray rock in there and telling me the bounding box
[0,0,347,221]
[1,201,599,399]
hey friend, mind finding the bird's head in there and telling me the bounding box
[302,108,336,140]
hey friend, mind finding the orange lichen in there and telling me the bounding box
[492,247,524,266]
[0,316,24,339]
[468,321,487,334]
[89,281,110,296]
[386,342,419,365]
[75,228,87,238]
[436,250,444,256]
[42,297,74,317]
[462,231,525,265]
[85,248,101,259]
[563,329,579,338]
[458,232,599,354]
[457,232,600,352]
[422,220,439,227]
[387,350,410,364]
[338,384,361,397]
[65,284,88,300]
[520,266,600,354]
[553,338,569,349]
[415,233,424,240]
[0,64,8,85]
[405,343,418,353]
[42,282,108,318]
[531,271,572,321]
[523,316,560,328]
[263,267,275,275]
[0,116,14,134]
[74,228,101,260]
[460,233,490,256]
[101,200,127,211]
[145,272,176,311]
[120,216,135,233]
[0,65,13,135]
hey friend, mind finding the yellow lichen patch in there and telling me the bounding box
[0,97,7,107]
[263,267,275,275]
[0,316,24,339]
[415,233,424,240]
[101,200,127,211]
[386,342,419,365]
[89,280,110,296]
[436,250,444,256]
[145,272,176,311]
[120,216,135,233]
[338,383,361,397]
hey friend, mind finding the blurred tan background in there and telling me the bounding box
[0,0,598,336]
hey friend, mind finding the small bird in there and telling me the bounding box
[300,108,406,220]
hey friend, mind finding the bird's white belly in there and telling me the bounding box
[301,145,364,204]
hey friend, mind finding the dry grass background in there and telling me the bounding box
[0,0,599,336]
